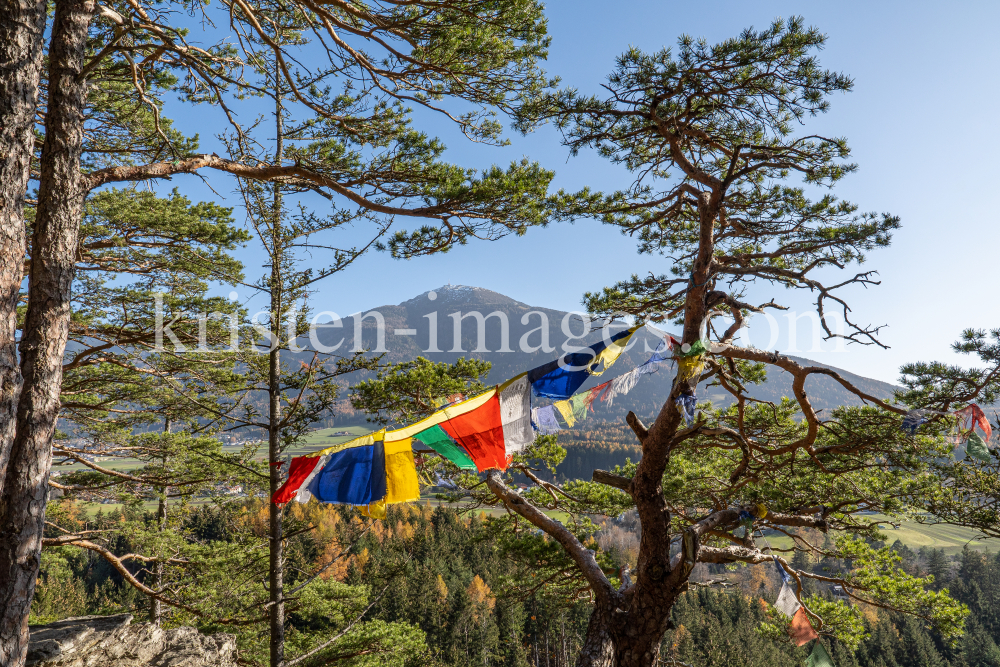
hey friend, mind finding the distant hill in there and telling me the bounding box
[298,284,901,425]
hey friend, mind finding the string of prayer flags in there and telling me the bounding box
[531,405,562,435]
[527,326,639,398]
[274,325,737,512]
[676,393,697,426]
[806,642,835,667]
[788,607,819,646]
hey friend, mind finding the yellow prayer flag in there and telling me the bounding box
[553,400,576,427]
[589,326,639,376]
[384,437,420,504]
[360,499,387,520]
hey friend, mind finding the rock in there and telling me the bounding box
[27,614,236,667]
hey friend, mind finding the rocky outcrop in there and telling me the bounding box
[27,614,236,667]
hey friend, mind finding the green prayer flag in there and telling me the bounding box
[966,431,992,462]
[415,424,477,470]
[570,392,592,421]
[805,641,834,667]
[678,338,708,357]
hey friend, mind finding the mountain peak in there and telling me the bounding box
[399,284,527,308]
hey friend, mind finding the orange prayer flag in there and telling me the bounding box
[788,607,818,646]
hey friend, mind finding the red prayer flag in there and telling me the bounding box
[440,393,508,471]
[588,381,613,406]
[956,404,992,443]
[788,607,818,646]
[273,456,323,505]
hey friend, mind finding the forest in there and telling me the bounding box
[30,501,1000,667]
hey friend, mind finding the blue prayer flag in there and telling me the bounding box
[308,441,387,506]
[774,556,793,585]
[527,328,637,399]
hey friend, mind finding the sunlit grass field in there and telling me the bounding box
[764,515,997,555]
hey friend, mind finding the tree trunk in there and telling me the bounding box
[268,75,285,667]
[0,0,93,664]
[0,0,46,482]
[151,420,170,625]
[575,600,615,667]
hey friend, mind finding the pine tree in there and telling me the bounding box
[0,0,560,662]
[445,18,968,666]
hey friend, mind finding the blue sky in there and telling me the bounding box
[164,1,1000,384]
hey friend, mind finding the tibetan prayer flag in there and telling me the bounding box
[677,338,708,357]
[273,454,327,505]
[901,409,929,436]
[774,581,801,618]
[957,403,992,443]
[384,437,420,503]
[788,607,819,646]
[527,326,639,399]
[309,436,387,506]
[966,431,992,462]
[603,367,642,406]
[774,556,793,585]
[438,390,508,471]
[532,406,561,435]
[806,642,834,667]
[646,335,674,364]
[271,431,389,507]
[360,499,387,520]
[553,399,576,427]
[589,327,639,376]
[565,382,609,424]
[499,373,533,455]
[413,424,476,470]
[676,393,697,426]
[588,380,612,404]
[676,355,706,385]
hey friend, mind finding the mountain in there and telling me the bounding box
[300,284,901,425]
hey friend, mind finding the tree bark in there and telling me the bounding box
[575,600,615,667]
[0,0,47,482]
[268,73,286,667]
[151,420,170,626]
[0,0,93,664]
